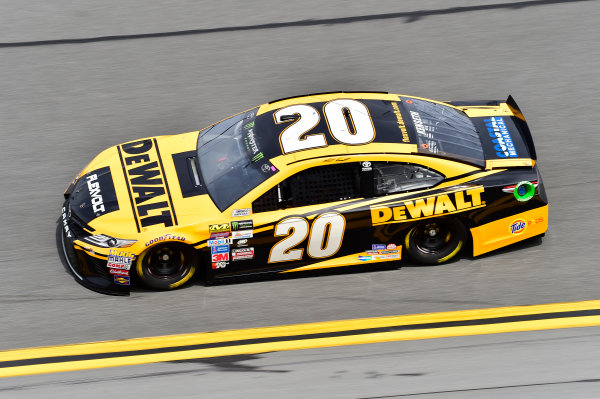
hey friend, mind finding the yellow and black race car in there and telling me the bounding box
[61,91,548,295]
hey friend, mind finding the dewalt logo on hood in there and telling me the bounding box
[118,138,178,231]
[370,187,485,225]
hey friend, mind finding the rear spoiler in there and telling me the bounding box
[505,95,537,161]
[446,95,537,162]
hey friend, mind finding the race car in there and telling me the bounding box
[61,91,548,295]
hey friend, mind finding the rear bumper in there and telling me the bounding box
[61,204,130,296]
[471,204,548,257]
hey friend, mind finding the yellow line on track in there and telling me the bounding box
[1,300,599,378]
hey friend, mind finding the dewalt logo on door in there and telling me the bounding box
[370,187,485,225]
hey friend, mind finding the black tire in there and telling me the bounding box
[404,218,466,265]
[135,243,197,290]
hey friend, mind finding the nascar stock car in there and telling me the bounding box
[61,91,548,295]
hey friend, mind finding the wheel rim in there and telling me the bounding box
[411,221,455,254]
[144,244,188,280]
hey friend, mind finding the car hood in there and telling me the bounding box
[68,131,219,236]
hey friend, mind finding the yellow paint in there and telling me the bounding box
[1,299,597,365]
[281,250,401,273]
[345,142,416,155]
[1,314,599,378]
[370,186,486,226]
[486,158,535,169]
[460,104,514,118]
[471,205,549,256]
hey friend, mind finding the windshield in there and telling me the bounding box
[401,98,485,166]
[197,107,278,211]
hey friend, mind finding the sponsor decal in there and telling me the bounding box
[528,217,544,226]
[372,244,386,250]
[391,102,410,143]
[207,238,232,247]
[358,255,372,261]
[243,121,263,162]
[252,152,265,163]
[109,268,129,276]
[410,111,426,135]
[380,249,399,254]
[231,230,253,239]
[236,238,249,247]
[62,206,72,238]
[410,111,439,154]
[120,139,176,229]
[485,117,517,158]
[386,243,397,250]
[209,223,230,233]
[211,252,229,262]
[510,220,526,235]
[323,157,351,163]
[365,250,380,254]
[232,247,255,261]
[71,167,119,223]
[210,231,230,239]
[107,249,134,270]
[259,163,278,173]
[371,187,485,225]
[212,261,228,269]
[361,161,372,172]
[232,208,251,217]
[114,275,130,285]
[231,220,253,231]
[145,234,185,247]
[373,253,400,260]
[86,174,105,215]
[211,245,229,254]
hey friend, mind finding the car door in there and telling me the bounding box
[213,162,368,278]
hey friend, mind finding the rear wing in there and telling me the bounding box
[446,96,537,168]
[505,95,537,161]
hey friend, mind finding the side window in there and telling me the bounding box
[371,162,444,195]
[252,164,360,213]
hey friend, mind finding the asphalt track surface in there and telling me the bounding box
[1,0,599,396]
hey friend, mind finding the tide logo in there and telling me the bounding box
[510,220,526,235]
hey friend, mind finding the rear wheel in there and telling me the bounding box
[404,218,466,265]
[135,243,197,290]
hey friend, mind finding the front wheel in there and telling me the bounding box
[404,218,466,265]
[135,243,197,290]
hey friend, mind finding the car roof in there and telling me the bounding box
[254,92,416,161]
[251,91,487,168]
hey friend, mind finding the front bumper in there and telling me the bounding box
[61,202,130,295]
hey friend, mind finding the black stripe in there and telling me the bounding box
[2,308,598,368]
[441,170,486,185]
[153,138,178,226]
[117,146,141,233]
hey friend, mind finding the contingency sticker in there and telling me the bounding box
[231,220,253,231]
[231,230,253,239]
[207,238,232,247]
[107,250,134,270]
[232,208,251,217]
[231,247,254,261]
[114,275,130,285]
